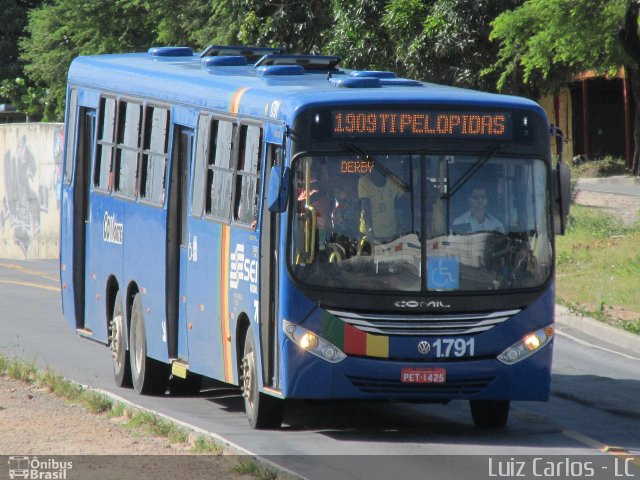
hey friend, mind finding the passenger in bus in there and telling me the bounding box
[297,161,331,251]
[358,169,406,243]
[453,185,505,234]
[331,175,360,239]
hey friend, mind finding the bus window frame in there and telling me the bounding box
[200,112,238,225]
[63,87,78,187]
[232,119,264,230]
[93,94,118,194]
[137,102,171,208]
[91,93,172,209]
[113,98,143,200]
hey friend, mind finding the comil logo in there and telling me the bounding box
[8,457,73,479]
[102,211,123,245]
[229,243,258,293]
[394,300,451,309]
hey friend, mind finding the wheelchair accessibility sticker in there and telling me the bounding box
[427,257,459,290]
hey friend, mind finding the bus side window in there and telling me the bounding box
[94,97,116,191]
[191,114,209,217]
[234,124,262,227]
[63,88,77,186]
[139,106,170,205]
[114,101,142,197]
[206,119,234,220]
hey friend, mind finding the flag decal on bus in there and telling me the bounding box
[322,312,389,358]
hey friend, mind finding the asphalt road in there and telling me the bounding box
[1,259,639,480]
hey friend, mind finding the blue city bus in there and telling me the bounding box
[60,45,570,429]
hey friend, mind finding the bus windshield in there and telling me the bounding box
[290,152,552,292]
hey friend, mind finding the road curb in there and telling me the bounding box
[555,304,640,355]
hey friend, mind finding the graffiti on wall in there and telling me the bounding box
[0,125,64,258]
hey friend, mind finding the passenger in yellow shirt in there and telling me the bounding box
[358,170,406,242]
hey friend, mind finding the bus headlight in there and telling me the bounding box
[283,320,347,363]
[497,325,554,365]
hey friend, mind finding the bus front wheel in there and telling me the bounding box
[129,293,169,395]
[470,399,510,428]
[110,291,132,388]
[241,329,283,429]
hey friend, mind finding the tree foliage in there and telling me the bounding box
[0,0,43,114]
[20,0,160,119]
[490,0,640,174]
[490,0,627,92]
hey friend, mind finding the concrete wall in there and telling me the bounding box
[0,123,64,259]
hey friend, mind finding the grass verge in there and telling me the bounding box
[0,354,279,477]
[556,204,640,334]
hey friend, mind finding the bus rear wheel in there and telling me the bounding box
[129,293,169,395]
[241,329,283,429]
[470,399,510,428]
[110,291,132,388]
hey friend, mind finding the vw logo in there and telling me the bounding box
[417,341,431,354]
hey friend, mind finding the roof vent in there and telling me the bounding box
[257,65,305,77]
[148,47,194,57]
[329,77,381,88]
[350,70,397,79]
[201,56,248,67]
[199,45,284,62]
[380,79,423,87]
[255,54,340,71]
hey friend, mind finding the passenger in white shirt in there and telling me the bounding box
[453,186,505,234]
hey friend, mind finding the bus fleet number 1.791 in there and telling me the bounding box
[432,338,475,358]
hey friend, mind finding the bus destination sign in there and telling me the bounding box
[332,111,512,140]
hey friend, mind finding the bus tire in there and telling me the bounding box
[241,329,283,429]
[470,399,510,428]
[129,293,169,395]
[110,291,132,388]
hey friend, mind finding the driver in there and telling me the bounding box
[453,185,504,234]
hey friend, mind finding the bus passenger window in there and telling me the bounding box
[206,120,234,220]
[234,124,262,226]
[191,114,210,216]
[94,97,116,190]
[63,88,77,186]
[115,101,142,197]
[140,106,169,205]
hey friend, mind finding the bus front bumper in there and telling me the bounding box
[280,339,552,402]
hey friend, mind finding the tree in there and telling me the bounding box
[383,0,523,91]
[155,0,241,49]
[489,0,640,172]
[0,0,43,113]
[235,0,332,53]
[19,0,161,120]
[327,0,522,92]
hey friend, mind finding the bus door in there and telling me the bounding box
[259,123,285,389]
[167,126,194,362]
[60,87,96,332]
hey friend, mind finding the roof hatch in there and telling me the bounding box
[199,45,284,63]
[255,54,341,71]
[148,47,194,57]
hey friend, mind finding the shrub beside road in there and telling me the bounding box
[556,159,640,335]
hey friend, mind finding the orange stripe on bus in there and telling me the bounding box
[220,225,234,383]
[230,87,249,113]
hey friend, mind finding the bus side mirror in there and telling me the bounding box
[554,161,571,235]
[267,165,290,212]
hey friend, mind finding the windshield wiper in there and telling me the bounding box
[440,145,501,200]
[343,143,411,192]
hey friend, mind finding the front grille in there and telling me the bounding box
[327,308,520,336]
[347,374,494,395]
